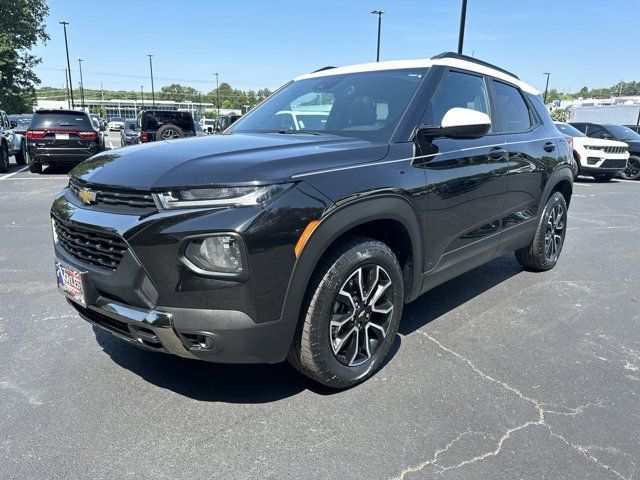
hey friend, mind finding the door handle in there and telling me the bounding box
[543,142,556,152]
[488,147,507,160]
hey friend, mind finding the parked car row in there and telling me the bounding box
[555,121,640,181]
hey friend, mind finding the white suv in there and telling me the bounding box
[555,122,629,182]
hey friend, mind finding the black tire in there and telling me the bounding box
[620,155,640,180]
[515,192,568,272]
[288,236,404,388]
[0,144,8,173]
[27,149,42,174]
[571,151,580,180]
[592,173,616,182]
[155,124,184,141]
[14,143,26,165]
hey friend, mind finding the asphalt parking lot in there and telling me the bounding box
[1,151,639,479]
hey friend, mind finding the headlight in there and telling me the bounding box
[154,184,292,210]
[183,234,243,274]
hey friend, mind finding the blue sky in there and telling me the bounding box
[33,0,640,95]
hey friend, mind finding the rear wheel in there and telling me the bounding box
[0,145,8,173]
[620,156,640,180]
[570,151,580,180]
[288,236,404,388]
[156,124,184,140]
[515,192,568,272]
[592,173,615,182]
[26,149,42,174]
[14,143,26,165]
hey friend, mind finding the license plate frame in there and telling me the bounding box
[55,261,86,307]
[55,133,70,140]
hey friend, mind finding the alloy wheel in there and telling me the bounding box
[330,264,394,367]
[621,158,640,180]
[545,204,565,261]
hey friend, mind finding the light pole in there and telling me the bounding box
[370,10,384,62]
[543,72,551,104]
[78,58,85,110]
[140,86,144,111]
[59,21,74,108]
[457,0,467,54]
[147,54,156,107]
[214,72,220,117]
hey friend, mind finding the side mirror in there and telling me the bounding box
[417,107,491,140]
[10,121,17,129]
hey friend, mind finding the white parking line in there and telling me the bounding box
[0,166,28,181]
[574,183,591,187]
[108,141,114,149]
[616,179,640,184]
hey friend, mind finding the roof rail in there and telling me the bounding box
[431,52,519,80]
[311,66,336,73]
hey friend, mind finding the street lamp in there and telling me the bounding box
[59,21,74,108]
[140,86,144,111]
[543,72,551,104]
[370,10,384,62]
[457,0,468,54]
[78,58,85,110]
[214,72,220,117]
[147,54,156,107]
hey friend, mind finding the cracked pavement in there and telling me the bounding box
[1,166,639,479]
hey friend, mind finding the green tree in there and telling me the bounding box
[158,83,200,101]
[0,0,49,112]
[550,109,568,122]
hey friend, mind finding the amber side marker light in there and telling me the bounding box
[294,220,319,257]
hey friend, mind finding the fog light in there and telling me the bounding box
[184,235,243,274]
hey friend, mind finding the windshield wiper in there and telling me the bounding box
[271,130,323,135]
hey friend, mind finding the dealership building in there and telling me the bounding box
[35,98,242,120]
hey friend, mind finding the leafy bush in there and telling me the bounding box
[550,109,569,123]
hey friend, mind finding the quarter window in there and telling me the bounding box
[425,71,490,126]
[493,81,532,133]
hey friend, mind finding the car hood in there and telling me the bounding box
[576,137,628,148]
[70,133,389,190]
[624,140,640,151]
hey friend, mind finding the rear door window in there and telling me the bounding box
[31,112,92,130]
[492,81,532,133]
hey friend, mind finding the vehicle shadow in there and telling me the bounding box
[93,326,402,402]
[574,176,623,184]
[41,164,75,176]
[93,254,521,403]
[399,253,523,335]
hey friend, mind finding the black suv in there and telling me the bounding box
[51,53,573,387]
[571,122,640,180]
[136,109,196,143]
[25,109,103,174]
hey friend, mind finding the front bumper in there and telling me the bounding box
[51,182,328,364]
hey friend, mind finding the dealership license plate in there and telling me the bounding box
[55,261,85,306]
[55,133,70,140]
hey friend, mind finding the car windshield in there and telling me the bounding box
[110,117,125,122]
[555,123,585,137]
[229,68,428,142]
[124,120,136,129]
[604,124,640,141]
[31,112,92,129]
[9,116,32,128]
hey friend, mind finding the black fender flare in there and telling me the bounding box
[280,193,424,321]
[539,165,573,212]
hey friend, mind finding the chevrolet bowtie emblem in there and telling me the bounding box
[78,188,97,205]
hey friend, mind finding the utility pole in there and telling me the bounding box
[59,21,74,108]
[140,86,144,111]
[64,68,70,108]
[458,0,468,54]
[101,82,104,101]
[370,10,384,62]
[147,54,156,107]
[214,72,220,117]
[543,72,551,104]
[78,58,85,110]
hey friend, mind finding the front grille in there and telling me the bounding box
[53,215,128,270]
[601,159,628,169]
[603,146,627,154]
[69,178,157,211]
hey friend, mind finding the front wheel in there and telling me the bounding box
[288,236,404,388]
[515,192,568,272]
[620,156,640,180]
[592,173,616,182]
[14,143,26,165]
